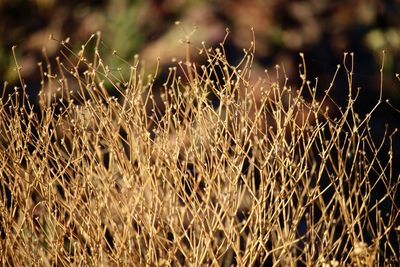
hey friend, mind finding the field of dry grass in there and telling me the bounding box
[1,32,399,266]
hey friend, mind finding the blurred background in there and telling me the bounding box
[1,0,400,124]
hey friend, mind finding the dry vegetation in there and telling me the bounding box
[1,31,399,266]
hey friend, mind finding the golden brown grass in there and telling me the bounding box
[1,31,399,266]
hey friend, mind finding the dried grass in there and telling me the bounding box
[1,31,399,266]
